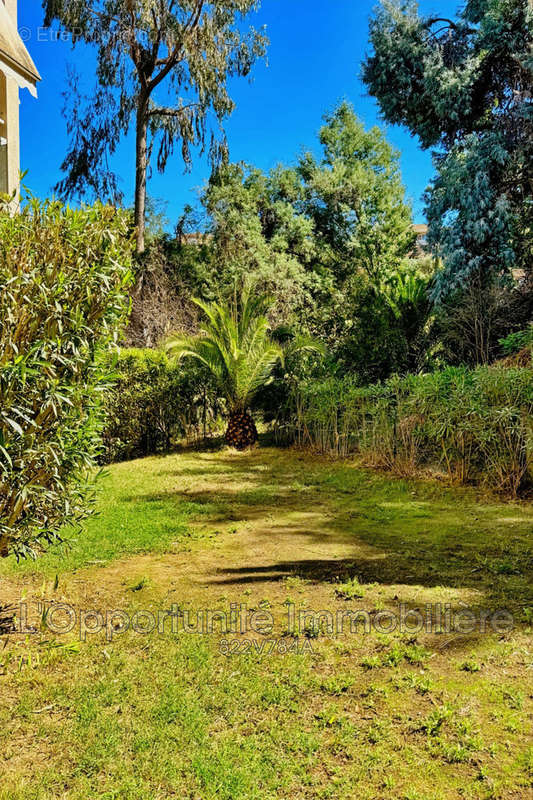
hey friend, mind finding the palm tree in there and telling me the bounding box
[166,287,286,449]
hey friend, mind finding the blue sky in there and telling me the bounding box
[18,0,459,226]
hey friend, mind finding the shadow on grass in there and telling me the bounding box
[123,450,533,613]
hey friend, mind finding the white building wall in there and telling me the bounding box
[1,0,23,198]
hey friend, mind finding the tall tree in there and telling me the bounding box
[298,101,415,286]
[200,163,320,325]
[194,104,416,336]
[296,103,420,374]
[43,0,268,253]
[363,0,532,299]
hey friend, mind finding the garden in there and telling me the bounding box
[1,1,532,799]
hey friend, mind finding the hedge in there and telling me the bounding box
[0,200,134,559]
[101,348,220,463]
[290,367,533,495]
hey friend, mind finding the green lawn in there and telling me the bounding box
[0,448,532,799]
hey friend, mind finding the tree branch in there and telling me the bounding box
[148,0,205,93]
[426,17,476,34]
[147,103,200,118]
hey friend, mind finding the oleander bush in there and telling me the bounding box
[290,367,533,495]
[0,199,134,559]
[101,348,221,463]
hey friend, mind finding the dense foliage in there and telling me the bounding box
[102,349,220,463]
[364,0,533,299]
[132,103,427,382]
[0,200,134,559]
[200,103,417,337]
[500,324,533,356]
[291,367,533,496]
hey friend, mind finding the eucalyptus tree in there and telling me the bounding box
[43,0,268,253]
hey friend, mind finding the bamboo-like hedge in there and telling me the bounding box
[289,367,533,496]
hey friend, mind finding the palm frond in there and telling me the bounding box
[166,287,288,413]
[243,344,284,407]
[285,334,326,359]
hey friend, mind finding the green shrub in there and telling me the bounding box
[102,349,220,463]
[291,367,533,495]
[499,325,533,356]
[0,199,134,559]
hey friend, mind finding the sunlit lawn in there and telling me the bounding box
[0,448,532,799]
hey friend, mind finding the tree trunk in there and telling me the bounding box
[134,93,149,256]
[0,535,9,558]
[225,412,258,450]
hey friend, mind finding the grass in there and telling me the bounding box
[1,460,213,577]
[0,447,532,799]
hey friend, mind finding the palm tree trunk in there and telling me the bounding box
[225,412,258,450]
